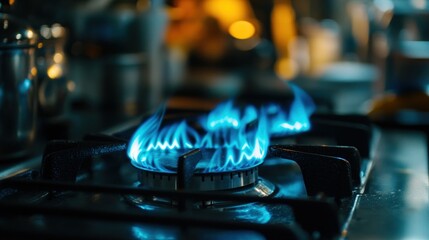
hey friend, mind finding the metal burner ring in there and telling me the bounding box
[137,167,258,191]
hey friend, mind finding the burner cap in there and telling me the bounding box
[137,166,259,191]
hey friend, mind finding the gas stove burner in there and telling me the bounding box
[126,148,277,209]
[126,177,276,210]
[127,84,316,175]
[138,166,260,192]
[126,164,278,211]
[130,148,273,192]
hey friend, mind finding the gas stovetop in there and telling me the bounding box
[0,109,388,240]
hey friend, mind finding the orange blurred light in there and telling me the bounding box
[271,0,296,57]
[30,67,37,77]
[229,20,255,40]
[275,57,298,80]
[203,0,253,29]
[67,80,76,92]
[53,53,64,63]
[47,64,63,79]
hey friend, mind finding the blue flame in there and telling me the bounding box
[268,84,315,136]
[128,83,314,173]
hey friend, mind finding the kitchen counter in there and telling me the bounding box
[348,129,429,239]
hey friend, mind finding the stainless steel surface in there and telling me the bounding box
[138,167,259,191]
[348,129,429,239]
[0,13,38,159]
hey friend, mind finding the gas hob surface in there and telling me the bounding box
[0,113,427,239]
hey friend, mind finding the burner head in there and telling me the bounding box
[129,148,276,209]
[128,156,276,209]
[138,166,259,191]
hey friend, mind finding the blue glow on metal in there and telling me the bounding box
[263,158,307,197]
[135,204,157,211]
[132,226,177,240]
[128,83,314,173]
[19,79,32,94]
[278,180,308,197]
[231,204,271,223]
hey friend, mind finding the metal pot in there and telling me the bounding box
[0,14,38,159]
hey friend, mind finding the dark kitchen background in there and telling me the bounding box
[0,0,428,239]
[4,0,428,130]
